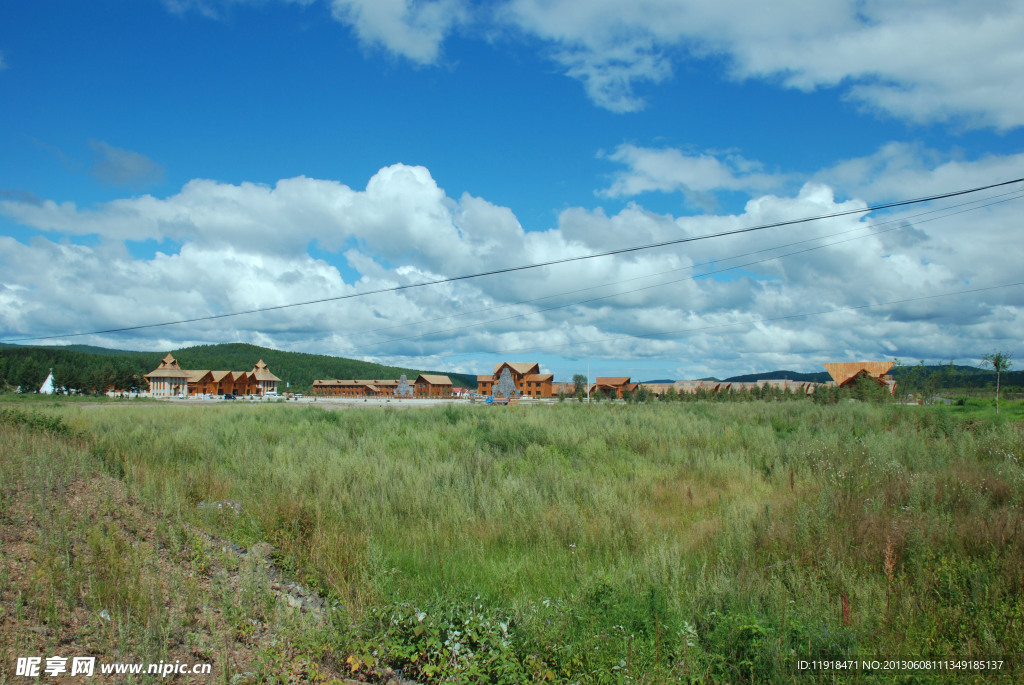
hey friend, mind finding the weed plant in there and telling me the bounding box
[3,400,1021,683]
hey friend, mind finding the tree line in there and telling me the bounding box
[0,346,158,394]
[0,342,476,394]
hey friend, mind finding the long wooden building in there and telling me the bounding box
[312,374,452,398]
[145,355,282,397]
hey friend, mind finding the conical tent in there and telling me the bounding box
[39,371,55,395]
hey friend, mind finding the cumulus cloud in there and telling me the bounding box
[1,159,1021,377]
[501,0,1024,128]
[88,140,165,189]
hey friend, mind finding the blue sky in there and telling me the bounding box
[1,0,1023,381]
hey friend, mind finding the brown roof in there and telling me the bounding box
[145,368,189,378]
[185,370,212,382]
[493,362,540,376]
[823,361,894,387]
[594,376,631,386]
[251,359,281,382]
[145,354,189,378]
[416,374,452,385]
[523,374,554,381]
[477,375,493,382]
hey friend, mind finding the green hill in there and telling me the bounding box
[0,342,475,393]
[724,370,831,383]
[166,343,476,390]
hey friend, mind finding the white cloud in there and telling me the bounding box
[161,0,461,64]
[329,0,467,64]
[600,144,786,205]
[1,159,1020,377]
[817,142,1024,202]
[502,0,1024,128]
[553,38,672,113]
[156,0,1024,126]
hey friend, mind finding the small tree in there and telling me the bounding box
[982,351,1013,414]
[572,374,588,403]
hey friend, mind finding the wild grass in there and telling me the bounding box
[3,400,1022,682]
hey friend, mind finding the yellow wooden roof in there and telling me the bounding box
[822,361,894,386]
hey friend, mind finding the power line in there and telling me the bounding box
[2,176,1021,344]
[342,190,1024,351]
[458,281,1024,359]
[282,187,1022,350]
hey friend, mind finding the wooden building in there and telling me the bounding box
[478,362,553,398]
[645,379,819,396]
[414,374,453,397]
[589,376,639,399]
[251,360,282,396]
[312,379,402,397]
[312,375,451,398]
[145,355,281,397]
[145,354,190,397]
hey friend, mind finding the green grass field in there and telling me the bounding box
[2,398,1021,683]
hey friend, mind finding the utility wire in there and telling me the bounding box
[458,281,1024,358]
[2,176,1021,344]
[281,187,1023,350]
[342,190,1024,351]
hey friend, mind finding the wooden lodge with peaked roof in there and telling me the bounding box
[145,354,190,397]
[478,362,554,398]
[145,355,281,397]
[415,374,453,398]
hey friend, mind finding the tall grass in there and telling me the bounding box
[10,400,1023,682]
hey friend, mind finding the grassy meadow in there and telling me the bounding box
[2,398,1022,683]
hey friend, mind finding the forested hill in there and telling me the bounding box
[0,342,475,393]
[724,370,832,383]
[168,344,475,389]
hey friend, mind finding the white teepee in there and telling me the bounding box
[39,369,55,395]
